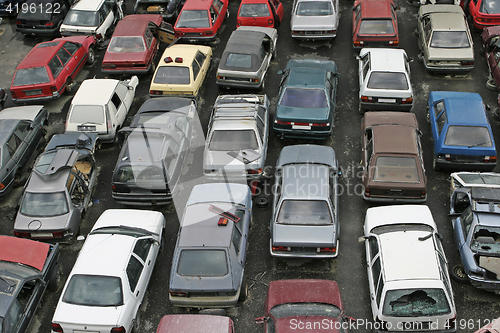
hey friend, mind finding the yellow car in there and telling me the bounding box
[149,44,212,98]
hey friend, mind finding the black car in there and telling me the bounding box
[133,0,184,23]
[112,97,196,206]
[15,0,72,36]
[0,105,47,197]
[0,235,61,333]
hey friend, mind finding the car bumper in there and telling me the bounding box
[434,157,496,171]
[363,193,427,203]
[112,192,173,206]
[12,92,61,104]
[178,34,218,43]
[273,126,331,140]
[360,102,412,112]
[102,63,152,75]
[423,60,473,74]
[291,33,336,40]
[270,239,339,258]
[468,275,500,292]
[216,79,262,89]
[16,26,60,36]
[169,289,241,308]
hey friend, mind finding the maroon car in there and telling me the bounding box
[156,314,235,332]
[482,25,500,91]
[102,14,175,74]
[255,280,354,332]
[352,0,399,49]
[10,35,95,103]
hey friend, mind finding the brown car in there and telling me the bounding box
[361,111,427,203]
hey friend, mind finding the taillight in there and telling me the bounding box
[421,190,426,199]
[354,40,363,46]
[111,327,126,333]
[388,40,398,46]
[51,86,57,93]
[361,95,372,102]
[268,19,273,26]
[318,247,336,253]
[248,168,262,175]
[217,75,224,80]
[312,122,329,127]
[275,120,291,125]
[51,323,63,333]
[250,79,259,83]
[14,231,30,238]
[45,21,54,26]
[445,154,451,161]
[485,156,497,162]
[16,20,21,25]
[11,91,17,99]
[236,19,241,26]
[272,246,291,251]
[170,291,188,297]
[365,188,370,197]
[53,231,64,238]
[203,30,212,36]
[150,90,163,95]
[0,183,4,190]
[461,60,474,66]
[401,97,413,104]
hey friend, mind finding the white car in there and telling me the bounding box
[65,77,138,143]
[290,0,339,40]
[358,48,413,113]
[361,205,457,332]
[51,209,165,333]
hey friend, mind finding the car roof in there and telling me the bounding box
[70,0,105,11]
[157,315,233,332]
[26,152,76,193]
[372,125,418,155]
[365,205,437,234]
[0,105,44,121]
[429,12,466,30]
[361,48,407,71]
[186,183,250,206]
[113,14,163,37]
[282,164,330,200]
[277,144,336,168]
[224,29,269,58]
[359,0,393,18]
[182,0,216,11]
[72,79,120,105]
[158,44,211,67]
[431,91,488,126]
[18,40,64,68]
[0,236,50,271]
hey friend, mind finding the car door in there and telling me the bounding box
[358,52,369,94]
[115,82,133,124]
[365,236,384,319]
[152,21,176,45]
[419,15,432,57]
[97,2,113,37]
[13,277,44,333]
[488,39,500,85]
[362,127,373,183]
[430,100,446,153]
[63,41,85,78]
[211,0,225,32]
[48,55,65,91]
[193,50,209,96]
[269,0,284,25]
[6,131,24,181]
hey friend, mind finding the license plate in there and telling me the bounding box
[378,98,396,103]
[24,90,42,96]
[78,125,96,131]
[292,125,311,130]
[31,232,53,238]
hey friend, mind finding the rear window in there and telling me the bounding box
[20,192,69,217]
[239,3,270,17]
[277,199,332,225]
[63,275,124,306]
[69,105,105,124]
[367,72,408,90]
[382,288,451,317]
[444,126,492,147]
[224,53,252,68]
[114,165,165,183]
[373,156,420,183]
[480,0,500,14]
[430,31,470,48]
[177,250,228,276]
[359,19,395,35]
[154,66,190,84]
[295,0,333,15]
[108,36,146,53]
[176,10,210,28]
[209,129,259,151]
[63,9,98,26]
[280,88,328,108]
[13,67,50,86]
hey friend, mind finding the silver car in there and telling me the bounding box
[270,144,340,258]
[204,94,269,182]
[291,0,340,40]
[216,26,277,90]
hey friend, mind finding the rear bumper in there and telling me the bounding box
[434,157,496,171]
[270,239,339,258]
[169,289,241,308]
[16,26,60,36]
[360,102,412,112]
[363,193,427,203]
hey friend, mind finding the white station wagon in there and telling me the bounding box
[51,209,165,333]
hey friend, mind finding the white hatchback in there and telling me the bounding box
[358,48,413,113]
[51,209,165,333]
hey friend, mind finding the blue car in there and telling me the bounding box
[427,91,497,171]
[273,59,339,140]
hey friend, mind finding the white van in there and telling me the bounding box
[60,0,124,41]
[65,77,138,143]
[361,205,457,332]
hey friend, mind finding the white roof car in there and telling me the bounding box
[362,205,457,332]
[51,209,165,333]
[65,77,138,143]
[358,48,413,113]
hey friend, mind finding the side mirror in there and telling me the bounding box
[358,236,368,243]
[255,317,268,324]
[352,6,356,10]
[395,6,400,10]
[355,55,361,60]
[77,235,86,241]
[277,70,283,75]
[485,104,491,111]
[408,57,414,63]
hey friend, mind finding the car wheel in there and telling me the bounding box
[86,47,95,65]
[486,77,497,91]
[451,264,469,284]
[13,169,28,187]
[425,107,430,123]
[224,8,229,21]
[65,78,74,94]
[239,277,248,302]
[260,78,266,91]
[358,101,365,115]
[131,312,140,333]
[48,264,62,292]
[432,155,440,171]
[256,196,269,208]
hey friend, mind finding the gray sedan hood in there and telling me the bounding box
[14,213,71,232]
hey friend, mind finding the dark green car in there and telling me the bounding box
[273,59,339,140]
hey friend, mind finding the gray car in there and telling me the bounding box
[216,26,277,90]
[0,106,48,197]
[14,133,98,243]
[270,144,340,258]
[290,0,340,40]
[169,183,252,308]
[204,94,269,182]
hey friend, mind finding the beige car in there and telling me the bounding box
[416,4,474,74]
[149,44,212,98]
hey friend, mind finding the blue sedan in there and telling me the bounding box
[427,91,497,171]
[273,59,339,140]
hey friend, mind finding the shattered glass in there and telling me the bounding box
[470,226,500,253]
[382,288,451,317]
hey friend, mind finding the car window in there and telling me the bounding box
[277,200,332,225]
[371,256,381,288]
[209,129,259,151]
[373,156,420,183]
[63,42,79,55]
[210,6,218,23]
[195,51,207,67]
[134,238,152,262]
[362,57,370,80]
[376,276,384,306]
[48,56,63,78]
[57,47,72,66]
[382,288,451,317]
[225,53,252,68]
[63,9,99,26]
[480,0,500,14]
[359,19,395,35]
[280,88,328,108]
[213,0,224,13]
[369,236,379,261]
[115,82,128,101]
[239,3,270,17]
[69,105,105,124]
[192,59,201,80]
[232,224,242,255]
[126,255,144,292]
[6,134,21,156]
[20,191,69,217]
[436,111,446,136]
[5,300,21,333]
[154,66,190,84]
[165,141,180,177]
[176,10,210,28]
[98,5,108,24]
[13,67,50,86]
[177,249,228,276]
[431,31,470,48]
[444,126,492,147]
[424,20,432,45]
[145,28,154,49]
[63,275,123,306]
[295,0,333,15]
[111,92,122,112]
[367,72,408,90]
[257,118,264,139]
[461,205,474,236]
[355,5,361,25]
[108,37,146,53]
[14,121,30,141]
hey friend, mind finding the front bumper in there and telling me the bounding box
[273,126,331,140]
[469,275,500,292]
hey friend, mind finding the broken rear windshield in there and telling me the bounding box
[470,226,500,253]
[383,288,451,317]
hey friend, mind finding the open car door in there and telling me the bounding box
[154,21,176,45]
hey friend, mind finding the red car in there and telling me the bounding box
[255,280,355,332]
[10,36,96,103]
[482,25,500,90]
[464,0,500,29]
[157,315,235,332]
[352,0,399,49]
[236,0,284,28]
[102,14,175,74]
[174,0,229,43]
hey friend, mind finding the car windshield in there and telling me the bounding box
[63,275,124,306]
[359,19,395,35]
[63,9,98,26]
[13,67,50,86]
[20,192,69,217]
[296,1,333,15]
[430,31,470,48]
[373,156,420,183]
[114,165,166,183]
[225,53,252,68]
[367,72,408,90]
[470,226,500,253]
[177,249,228,276]
[17,2,53,20]
[480,0,500,14]
[382,288,451,317]
[176,10,210,28]
[209,130,259,151]
[277,200,332,225]
[154,66,190,84]
[280,88,328,108]
[69,105,105,124]
[444,126,492,147]
[239,3,270,17]
[270,303,342,319]
[455,173,500,186]
[108,37,146,53]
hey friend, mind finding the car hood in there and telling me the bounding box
[52,301,124,328]
[203,149,262,170]
[275,316,343,333]
[276,105,330,122]
[273,224,335,247]
[103,51,150,64]
[291,15,337,30]
[14,213,71,232]
[170,272,235,292]
[427,47,474,61]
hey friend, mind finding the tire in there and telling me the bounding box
[65,78,73,94]
[86,47,95,65]
[358,101,365,115]
[13,170,26,187]
[486,77,497,91]
[425,107,431,123]
[256,196,269,208]
[239,277,248,302]
[48,264,62,292]
[131,312,140,333]
[451,264,469,284]
[432,155,440,171]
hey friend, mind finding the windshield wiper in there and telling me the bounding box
[468,140,491,148]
